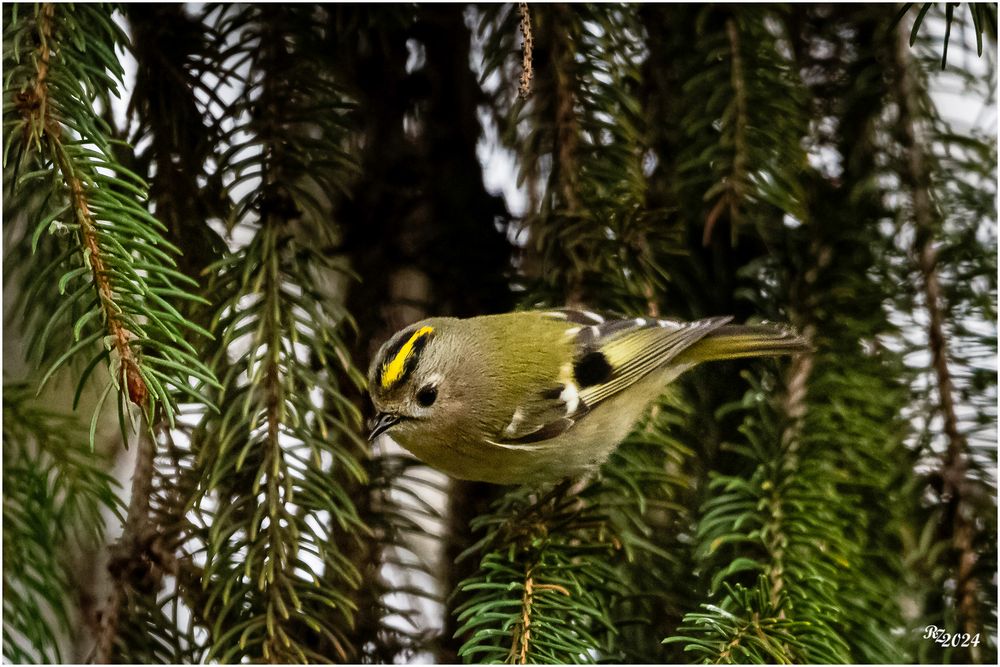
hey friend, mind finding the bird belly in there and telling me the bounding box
[392,366,688,485]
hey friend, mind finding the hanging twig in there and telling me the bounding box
[894,18,979,659]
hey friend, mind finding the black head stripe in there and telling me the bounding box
[378,325,434,390]
[381,327,418,367]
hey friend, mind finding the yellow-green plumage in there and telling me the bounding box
[679,324,812,362]
[367,310,807,485]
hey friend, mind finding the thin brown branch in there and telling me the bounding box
[781,336,813,427]
[550,4,580,216]
[28,4,54,142]
[511,565,535,664]
[545,4,584,305]
[714,619,749,664]
[703,195,728,247]
[62,151,147,407]
[895,42,964,474]
[643,278,660,318]
[726,16,748,207]
[763,327,815,617]
[507,561,571,664]
[705,16,748,246]
[258,219,299,664]
[94,423,158,663]
[894,19,979,655]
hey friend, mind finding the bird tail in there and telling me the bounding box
[683,323,810,362]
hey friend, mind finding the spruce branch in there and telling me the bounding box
[677,6,808,246]
[2,385,121,663]
[187,5,367,662]
[894,16,983,656]
[454,485,619,663]
[696,14,919,658]
[664,576,804,664]
[703,17,749,246]
[109,422,205,664]
[14,3,143,408]
[482,4,670,309]
[4,6,218,661]
[896,3,998,68]
[125,3,227,281]
[3,3,219,443]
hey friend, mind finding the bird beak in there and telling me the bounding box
[368,412,401,441]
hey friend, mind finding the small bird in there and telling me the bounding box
[367,309,808,485]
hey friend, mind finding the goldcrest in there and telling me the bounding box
[367,309,807,485]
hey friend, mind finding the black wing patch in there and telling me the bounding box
[573,351,613,387]
[576,316,731,407]
[492,312,731,449]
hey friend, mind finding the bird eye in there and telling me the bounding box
[416,385,437,407]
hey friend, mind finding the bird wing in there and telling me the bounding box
[491,311,731,447]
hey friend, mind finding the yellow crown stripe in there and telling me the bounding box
[381,326,434,389]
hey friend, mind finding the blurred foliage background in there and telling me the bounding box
[2,2,996,664]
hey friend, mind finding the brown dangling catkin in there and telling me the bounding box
[518,3,533,99]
